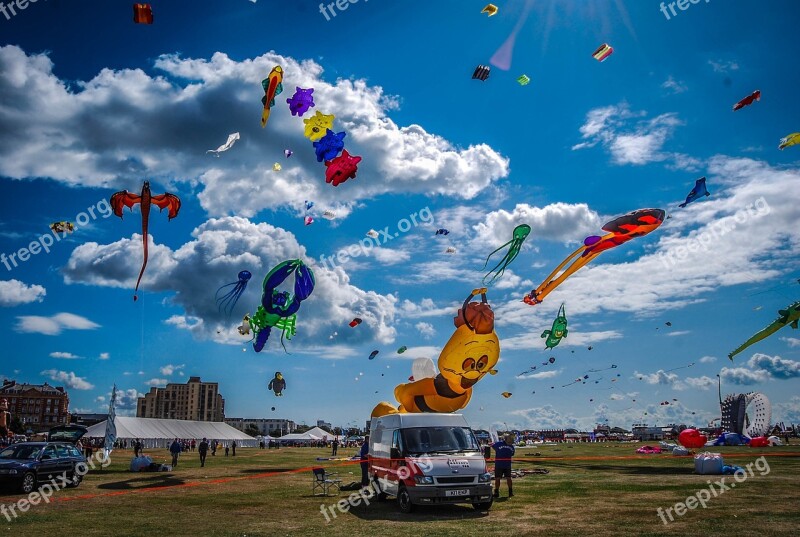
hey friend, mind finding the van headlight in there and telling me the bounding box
[478,472,492,482]
[414,476,434,485]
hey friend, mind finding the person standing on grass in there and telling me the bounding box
[198,437,209,467]
[360,436,370,487]
[492,434,516,498]
[231,440,237,456]
[332,438,339,456]
[225,443,229,457]
[170,438,182,468]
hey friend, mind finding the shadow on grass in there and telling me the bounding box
[238,468,295,474]
[344,501,490,522]
[96,474,186,490]
[541,461,696,475]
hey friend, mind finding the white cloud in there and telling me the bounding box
[145,378,169,387]
[40,370,94,390]
[95,396,106,403]
[635,370,679,386]
[684,376,716,390]
[0,279,46,306]
[662,76,688,94]
[708,59,739,73]
[572,103,689,167]
[699,356,717,364]
[781,337,800,348]
[747,353,800,379]
[49,352,81,359]
[720,367,770,385]
[115,388,144,415]
[0,46,509,216]
[98,352,110,360]
[64,217,399,347]
[517,369,560,380]
[159,364,185,376]
[414,322,435,339]
[15,312,100,335]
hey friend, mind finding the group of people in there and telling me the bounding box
[165,438,237,467]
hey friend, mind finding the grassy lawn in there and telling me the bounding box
[0,442,798,536]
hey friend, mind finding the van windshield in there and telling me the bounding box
[401,427,480,454]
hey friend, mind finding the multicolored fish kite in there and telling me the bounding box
[524,209,665,305]
[260,66,284,127]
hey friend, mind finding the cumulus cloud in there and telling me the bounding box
[49,352,81,359]
[635,370,679,386]
[572,103,688,167]
[0,279,46,306]
[414,322,435,339]
[781,337,800,348]
[747,353,800,379]
[0,46,508,217]
[16,312,100,335]
[40,370,94,390]
[720,366,770,385]
[487,157,800,324]
[114,388,144,415]
[145,378,169,387]
[64,217,398,346]
[684,376,716,390]
[98,352,110,360]
[159,364,185,376]
[699,356,717,364]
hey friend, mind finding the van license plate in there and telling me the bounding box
[445,489,469,497]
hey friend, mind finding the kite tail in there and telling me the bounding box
[279,328,291,354]
[134,235,148,302]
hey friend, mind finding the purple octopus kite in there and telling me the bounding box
[313,129,346,162]
[286,87,315,117]
[325,149,362,186]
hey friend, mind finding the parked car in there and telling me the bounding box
[0,425,88,494]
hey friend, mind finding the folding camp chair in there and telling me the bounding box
[312,467,342,496]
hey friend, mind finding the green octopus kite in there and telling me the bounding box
[482,224,531,285]
[542,303,568,349]
[729,300,800,360]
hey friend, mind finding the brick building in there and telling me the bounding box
[0,380,70,433]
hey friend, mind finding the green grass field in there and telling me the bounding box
[1,442,798,536]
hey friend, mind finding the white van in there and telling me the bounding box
[369,413,493,513]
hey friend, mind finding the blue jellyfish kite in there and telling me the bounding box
[215,270,252,317]
[313,129,346,162]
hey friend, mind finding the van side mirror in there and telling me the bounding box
[390,447,401,460]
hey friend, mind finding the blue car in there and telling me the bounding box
[0,425,88,494]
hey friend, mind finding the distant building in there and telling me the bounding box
[137,377,224,421]
[71,413,107,427]
[0,380,70,433]
[317,420,332,430]
[632,423,664,441]
[225,418,296,436]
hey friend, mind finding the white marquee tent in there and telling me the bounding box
[84,416,257,448]
[277,426,333,443]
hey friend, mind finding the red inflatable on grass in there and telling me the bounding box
[749,436,769,447]
[678,428,707,449]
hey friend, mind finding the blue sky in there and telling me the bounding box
[1,0,799,432]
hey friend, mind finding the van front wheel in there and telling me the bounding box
[398,487,414,513]
[473,501,493,511]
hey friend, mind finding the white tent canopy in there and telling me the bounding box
[277,426,331,443]
[84,417,257,448]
